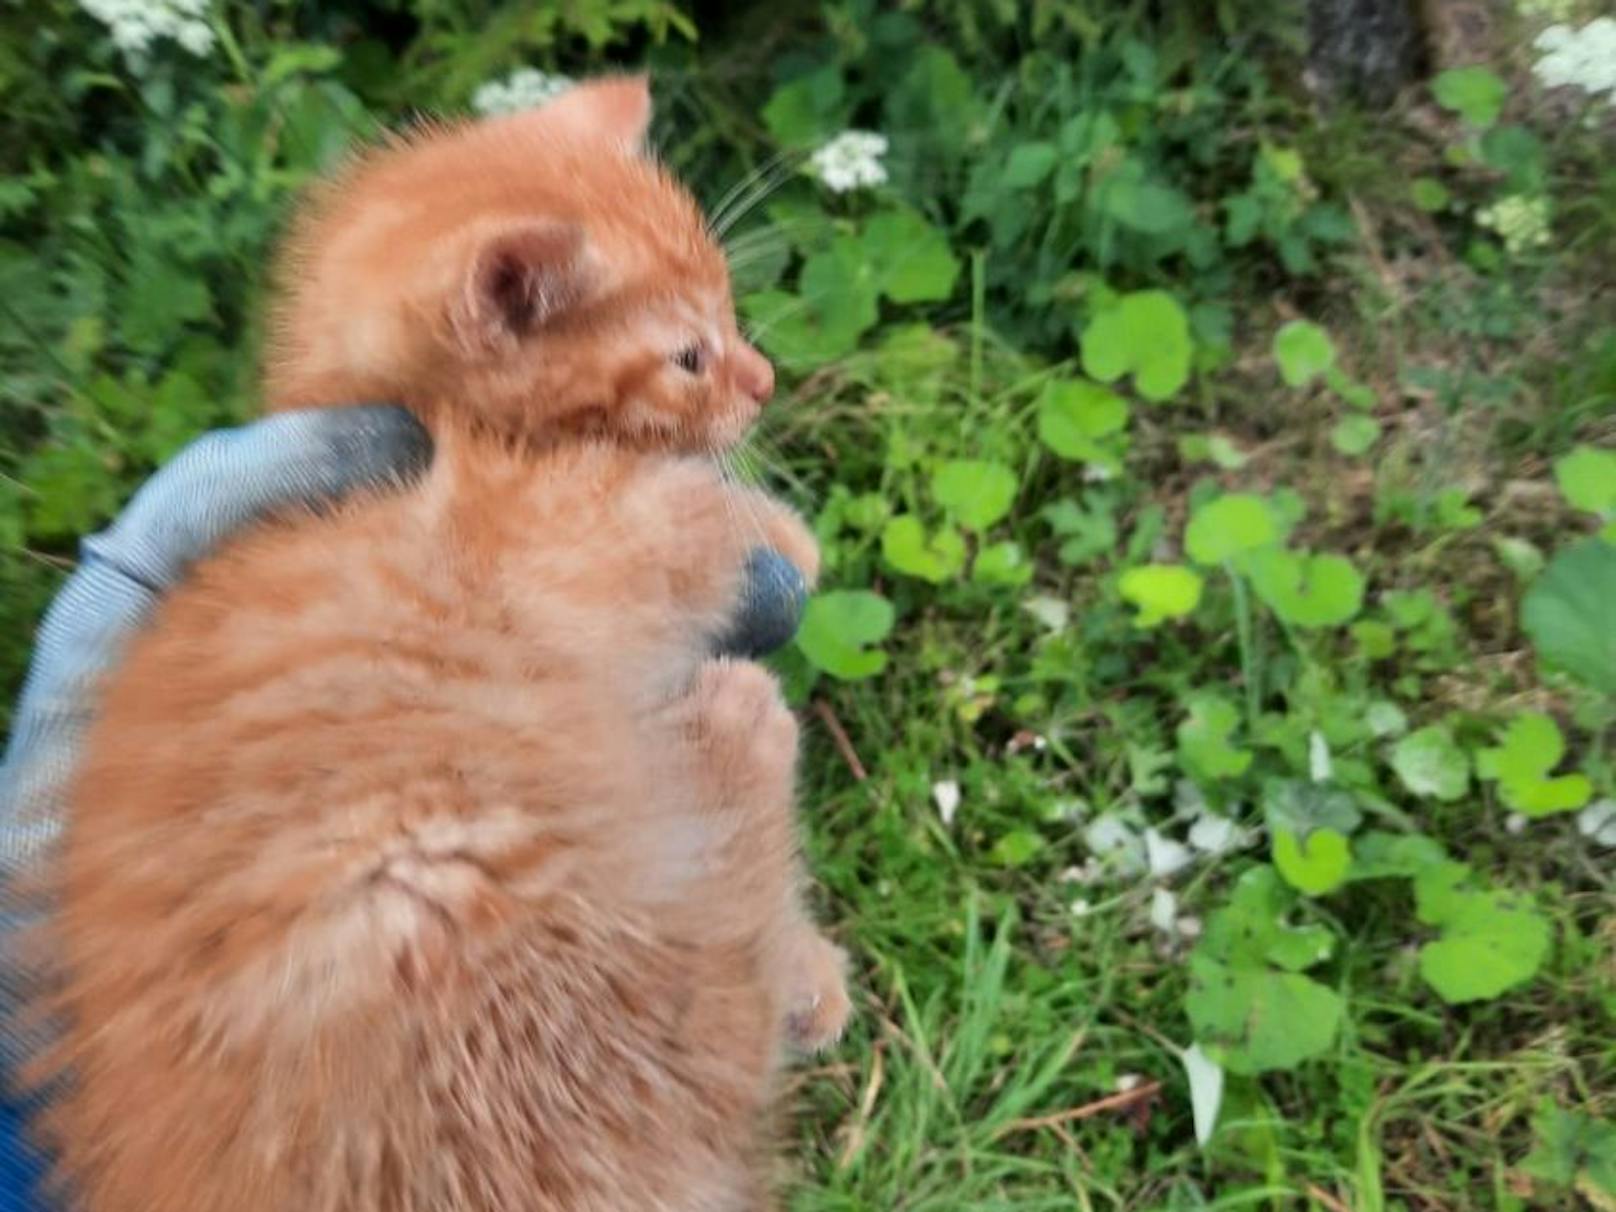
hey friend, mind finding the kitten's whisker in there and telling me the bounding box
[708,150,796,234]
[713,158,802,240]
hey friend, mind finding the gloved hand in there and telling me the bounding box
[0,404,806,1207]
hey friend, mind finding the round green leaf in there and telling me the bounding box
[1273,827,1351,896]
[1118,564,1204,628]
[881,515,966,583]
[973,540,1033,586]
[795,590,894,681]
[1177,693,1252,781]
[1391,726,1470,802]
[1036,380,1130,470]
[861,209,960,304]
[931,459,1017,531]
[1411,177,1450,211]
[1246,549,1365,628]
[1003,141,1058,188]
[1331,415,1380,456]
[1272,320,1336,388]
[1184,493,1278,565]
[1079,290,1192,403]
[1432,65,1508,129]
[1522,539,1616,696]
[1476,712,1591,817]
[1553,445,1616,516]
[1414,862,1550,1003]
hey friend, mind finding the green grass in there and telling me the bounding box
[4,2,1615,1209]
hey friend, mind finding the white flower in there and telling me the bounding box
[1534,19,1616,102]
[931,779,960,827]
[810,130,889,193]
[81,0,213,66]
[473,68,574,117]
[1149,888,1179,934]
[1577,799,1616,846]
[1477,194,1553,255]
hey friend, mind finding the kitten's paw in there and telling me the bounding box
[693,659,797,773]
[785,933,850,1053]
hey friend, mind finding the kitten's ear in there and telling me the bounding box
[540,75,653,150]
[453,222,588,354]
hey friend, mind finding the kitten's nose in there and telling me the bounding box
[735,344,774,405]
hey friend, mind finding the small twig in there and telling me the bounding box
[993,1080,1163,1139]
[836,1040,884,1170]
[1304,1183,1352,1212]
[813,699,867,781]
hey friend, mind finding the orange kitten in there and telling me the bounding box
[31,76,849,1212]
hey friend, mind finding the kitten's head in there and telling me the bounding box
[266,76,772,453]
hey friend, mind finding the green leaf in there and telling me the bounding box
[1522,1102,1616,1196]
[1186,867,1342,1074]
[1331,415,1380,456]
[1476,712,1591,817]
[1184,493,1278,565]
[862,209,960,304]
[1432,65,1508,129]
[1553,445,1616,515]
[1003,141,1058,188]
[762,66,845,146]
[973,540,1033,586]
[881,515,967,583]
[1100,175,1195,236]
[989,828,1045,867]
[1036,380,1130,472]
[1119,564,1204,628]
[1522,538,1616,696]
[1391,727,1470,802]
[1349,830,1448,881]
[1411,177,1450,212]
[794,590,894,680]
[1272,320,1336,388]
[1414,861,1550,1003]
[1273,828,1351,896]
[1479,125,1547,192]
[20,439,124,543]
[1079,290,1193,403]
[1177,694,1252,780]
[1246,549,1365,628]
[932,459,1017,531]
[1043,497,1118,567]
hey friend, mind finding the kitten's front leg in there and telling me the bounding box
[679,659,850,1054]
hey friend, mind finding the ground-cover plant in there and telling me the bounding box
[3,1,1614,1208]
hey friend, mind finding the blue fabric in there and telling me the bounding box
[0,405,806,1210]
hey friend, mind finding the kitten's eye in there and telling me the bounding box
[672,344,708,375]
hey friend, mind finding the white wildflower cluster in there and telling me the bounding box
[1533,18,1616,102]
[472,68,574,118]
[810,130,889,193]
[81,0,214,65]
[1477,193,1553,254]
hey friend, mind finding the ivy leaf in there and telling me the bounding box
[1391,726,1470,802]
[1186,867,1343,1074]
[1119,564,1204,628]
[1272,320,1336,388]
[862,209,960,304]
[1245,548,1365,628]
[1553,445,1616,516]
[1476,712,1591,817]
[1414,861,1550,1003]
[1432,65,1508,129]
[1272,827,1351,896]
[1522,539,1616,696]
[1349,830,1449,881]
[1080,290,1193,403]
[881,515,967,583]
[1036,380,1130,473]
[1262,778,1363,840]
[1177,694,1252,781]
[973,541,1033,586]
[1184,493,1278,565]
[1043,497,1118,567]
[932,459,1017,531]
[794,590,894,681]
[1522,1102,1616,1196]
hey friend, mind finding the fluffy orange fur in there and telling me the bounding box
[31,76,849,1212]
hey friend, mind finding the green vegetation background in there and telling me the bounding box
[3,2,1614,1207]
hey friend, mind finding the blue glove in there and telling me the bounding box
[0,404,806,1207]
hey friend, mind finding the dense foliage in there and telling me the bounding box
[3,1,1614,1207]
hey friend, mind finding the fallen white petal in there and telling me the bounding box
[1149,888,1178,934]
[1577,798,1616,846]
[931,780,960,827]
[1181,1043,1225,1147]
[1176,915,1203,940]
[1084,814,1146,874]
[1145,827,1195,878]
[1309,730,1333,784]
[1188,813,1242,855]
[1116,1073,1143,1093]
